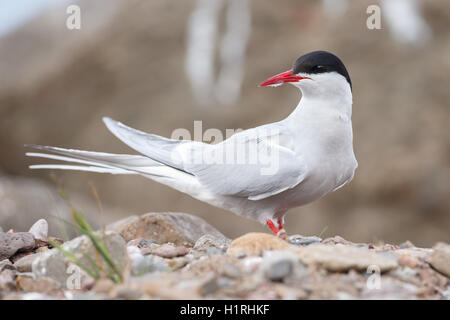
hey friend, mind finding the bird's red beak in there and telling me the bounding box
[258,70,309,87]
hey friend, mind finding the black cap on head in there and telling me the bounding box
[292,51,352,90]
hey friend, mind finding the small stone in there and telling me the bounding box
[427,242,450,278]
[166,257,189,271]
[28,219,48,241]
[14,253,42,272]
[205,247,224,256]
[399,240,415,249]
[92,278,115,295]
[142,243,189,258]
[0,232,35,260]
[114,286,142,300]
[200,276,230,296]
[259,250,304,282]
[16,276,61,295]
[32,231,127,286]
[0,269,16,291]
[227,233,291,256]
[194,234,231,251]
[0,259,15,272]
[128,246,169,276]
[294,243,398,272]
[221,263,242,279]
[289,235,322,246]
[106,212,225,247]
[127,238,157,248]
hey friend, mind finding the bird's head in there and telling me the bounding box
[259,51,352,98]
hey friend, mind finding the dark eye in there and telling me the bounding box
[311,65,325,72]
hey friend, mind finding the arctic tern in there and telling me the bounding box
[26,50,357,239]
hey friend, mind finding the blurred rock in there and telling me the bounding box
[142,243,189,258]
[0,232,35,260]
[289,235,322,246]
[14,253,43,273]
[227,233,291,256]
[194,234,231,251]
[0,259,15,272]
[28,219,48,241]
[127,245,169,276]
[32,231,127,286]
[294,244,398,272]
[0,269,16,292]
[259,250,305,282]
[16,276,62,296]
[106,212,225,246]
[427,242,450,278]
[127,238,157,248]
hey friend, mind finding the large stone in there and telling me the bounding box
[227,233,291,256]
[0,232,35,260]
[293,243,398,272]
[32,231,127,287]
[106,212,225,247]
[427,242,450,278]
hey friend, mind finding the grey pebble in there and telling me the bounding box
[288,234,322,246]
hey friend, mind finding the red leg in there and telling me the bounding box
[277,218,284,230]
[266,219,279,235]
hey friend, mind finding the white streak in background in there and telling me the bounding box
[185,0,252,106]
[381,0,432,47]
[322,0,348,18]
[215,0,251,105]
[185,0,224,106]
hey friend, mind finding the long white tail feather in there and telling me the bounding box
[26,152,120,169]
[29,164,134,174]
[25,144,203,195]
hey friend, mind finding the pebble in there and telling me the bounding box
[0,232,35,260]
[427,242,450,278]
[227,233,291,256]
[142,243,189,258]
[221,263,242,279]
[16,276,62,296]
[289,235,322,246]
[194,234,231,251]
[28,219,48,241]
[128,245,169,276]
[127,238,157,248]
[259,251,303,282]
[14,253,42,273]
[294,243,398,272]
[0,269,16,292]
[0,259,15,272]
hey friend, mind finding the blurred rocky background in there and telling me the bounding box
[0,0,449,246]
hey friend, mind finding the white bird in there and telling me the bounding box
[26,51,357,239]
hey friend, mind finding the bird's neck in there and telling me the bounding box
[287,87,353,122]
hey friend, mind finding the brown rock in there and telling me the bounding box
[227,233,291,256]
[106,212,225,247]
[427,242,450,278]
[294,244,398,272]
